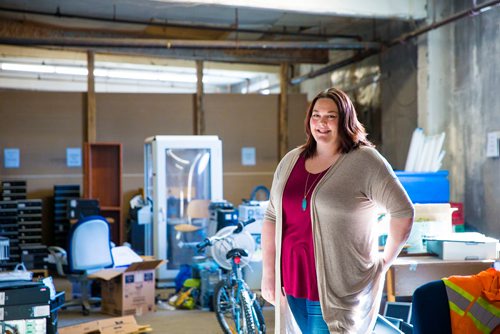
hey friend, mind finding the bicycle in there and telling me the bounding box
[196,218,266,334]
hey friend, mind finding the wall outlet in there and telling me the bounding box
[486,131,500,158]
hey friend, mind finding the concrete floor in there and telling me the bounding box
[55,277,275,333]
[58,307,275,333]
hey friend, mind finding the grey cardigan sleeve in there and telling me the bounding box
[369,152,414,219]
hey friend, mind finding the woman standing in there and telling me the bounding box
[261,88,414,333]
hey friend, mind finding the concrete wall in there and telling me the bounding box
[299,2,500,240]
[450,1,500,238]
[419,0,500,238]
[379,23,419,170]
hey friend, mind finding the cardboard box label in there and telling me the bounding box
[125,274,134,284]
[33,305,50,317]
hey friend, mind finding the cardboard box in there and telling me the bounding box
[89,260,164,316]
[59,315,142,334]
[426,232,499,260]
[406,203,454,253]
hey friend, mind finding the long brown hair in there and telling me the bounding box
[301,87,373,159]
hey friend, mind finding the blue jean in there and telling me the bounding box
[286,295,329,334]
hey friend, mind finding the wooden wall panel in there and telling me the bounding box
[95,93,193,173]
[0,91,84,244]
[288,94,309,150]
[95,93,193,229]
[0,91,84,175]
[0,91,307,245]
[204,93,308,205]
[204,94,276,205]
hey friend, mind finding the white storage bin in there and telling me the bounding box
[406,203,455,253]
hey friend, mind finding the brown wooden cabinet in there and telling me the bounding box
[84,143,123,244]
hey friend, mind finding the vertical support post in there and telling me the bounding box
[86,51,96,143]
[386,268,396,302]
[278,63,289,159]
[194,60,205,135]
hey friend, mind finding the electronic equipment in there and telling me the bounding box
[67,199,99,220]
[384,301,412,323]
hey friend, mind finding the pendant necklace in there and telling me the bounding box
[302,171,324,211]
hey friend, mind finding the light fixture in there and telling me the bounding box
[0,62,248,84]
[0,60,279,93]
[55,67,88,76]
[1,63,55,73]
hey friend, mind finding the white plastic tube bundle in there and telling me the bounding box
[405,128,446,172]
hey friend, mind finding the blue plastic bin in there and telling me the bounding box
[395,171,449,203]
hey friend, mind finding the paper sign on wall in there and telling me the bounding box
[241,147,256,166]
[66,147,82,167]
[4,148,20,168]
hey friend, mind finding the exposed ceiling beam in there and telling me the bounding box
[41,47,330,65]
[0,36,380,64]
[0,7,359,40]
[0,18,358,64]
[0,18,378,51]
[0,37,380,51]
[157,0,427,19]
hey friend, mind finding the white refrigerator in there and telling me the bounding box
[144,135,223,284]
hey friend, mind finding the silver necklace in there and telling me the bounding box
[302,171,324,211]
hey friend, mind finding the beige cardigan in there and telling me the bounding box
[265,147,414,333]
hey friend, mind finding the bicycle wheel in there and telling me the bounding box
[241,289,257,333]
[214,280,242,334]
[243,288,266,334]
[249,292,266,334]
[214,281,266,334]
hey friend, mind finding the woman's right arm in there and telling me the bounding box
[261,219,276,305]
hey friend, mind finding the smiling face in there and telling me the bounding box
[309,98,341,148]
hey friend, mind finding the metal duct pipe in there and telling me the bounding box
[0,6,361,41]
[287,0,500,86]
[0,37,380,51]
[387,0,500,47]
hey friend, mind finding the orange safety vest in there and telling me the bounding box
[443,268,500,334]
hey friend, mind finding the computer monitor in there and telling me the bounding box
[384,302,412,323]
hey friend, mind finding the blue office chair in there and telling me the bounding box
[49,215,113,315]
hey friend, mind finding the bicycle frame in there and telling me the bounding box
[225,253,262,334]
[196,219,265,334]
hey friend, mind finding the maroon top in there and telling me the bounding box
[281,154,329,301]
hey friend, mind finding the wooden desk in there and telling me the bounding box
[386,256,494,302]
